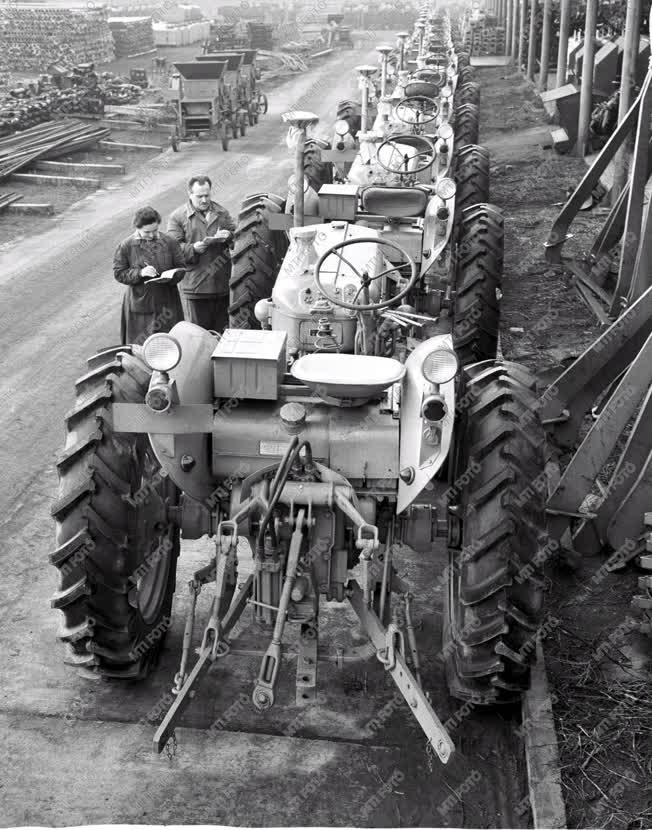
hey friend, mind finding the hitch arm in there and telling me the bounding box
[348,582,454,764]
[152,575,253,754]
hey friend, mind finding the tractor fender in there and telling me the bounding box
[420,193,455,281]
[148,321,218,504]
[397,333,456,514]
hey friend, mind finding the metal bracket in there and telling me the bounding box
[376,622,404,671]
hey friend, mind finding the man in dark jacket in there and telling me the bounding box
[114,206,185,345]
[166,175,236,332]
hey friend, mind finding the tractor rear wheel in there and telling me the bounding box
[304,138,332,191]
[229,193,288,330]
[50,347,180,680]
[633,512,652,635]
[455,81,481,110]
[454,144,490,220]
[454,103,480,148]
[458,65,475,85]
[444,361,547,704]
[452,204,504,366]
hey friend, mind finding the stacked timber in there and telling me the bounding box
[0,5,114,72]
[108,16,155,57]
[0,120,109,182]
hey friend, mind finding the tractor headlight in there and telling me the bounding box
[435,177,456,200]
[422,348,459,383]
[441,84,453,98]
[143,334,182,372]
[437,122,453,141]
[334,118,350,136]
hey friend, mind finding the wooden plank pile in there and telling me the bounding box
[0,5,115,72]
[108,17,155,57]
[0,120,110,184]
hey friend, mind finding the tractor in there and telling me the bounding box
[51,92,547,764]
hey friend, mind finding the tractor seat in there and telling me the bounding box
[361,185,428,218]
[404,80,440,100]
[414,69,444,87]
[291,353,406,402]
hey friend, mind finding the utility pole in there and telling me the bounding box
[611,0,643,200]
[575,0,598,156]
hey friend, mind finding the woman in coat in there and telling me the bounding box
[113,206,186,345]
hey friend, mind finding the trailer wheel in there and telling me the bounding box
[239,117,247,138]
[444,361,547,704]
[221,122,230,151]
[454,144,490,221]
[454,102,480,149]
[229,193,288,330]
[257,93,268,115]
[50,348,180,680]
[453,204,503,366]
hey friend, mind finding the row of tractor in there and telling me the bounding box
[170,48,268,150]
[51,4,546,766]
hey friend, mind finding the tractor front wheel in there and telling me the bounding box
[444,362,547,704]
[50,348,180,679]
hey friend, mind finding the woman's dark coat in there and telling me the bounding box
[113,231,185,344]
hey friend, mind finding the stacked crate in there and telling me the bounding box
[463,16,506,55]
[0,4,114,72]
[248,22,273,49]
[108,16,155,57]
[152,20,209,45]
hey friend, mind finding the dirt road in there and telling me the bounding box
[0,50,530,826]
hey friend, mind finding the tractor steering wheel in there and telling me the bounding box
[314,237,418,312]
[394,95,439,125]
[376,134,436,175]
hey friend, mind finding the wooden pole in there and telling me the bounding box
[526,0,538,81]
[611,0,644,200]
[576,0,599,156]
[517,0,527,69]
[506,0,513,55]
[511,0,520,60]
[538,0,553,90]
[556,0,572,86]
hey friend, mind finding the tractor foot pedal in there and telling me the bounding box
[296,622,318,705]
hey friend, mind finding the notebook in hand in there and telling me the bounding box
[146,268,186,284]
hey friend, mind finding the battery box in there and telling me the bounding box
[212,329,287,400]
